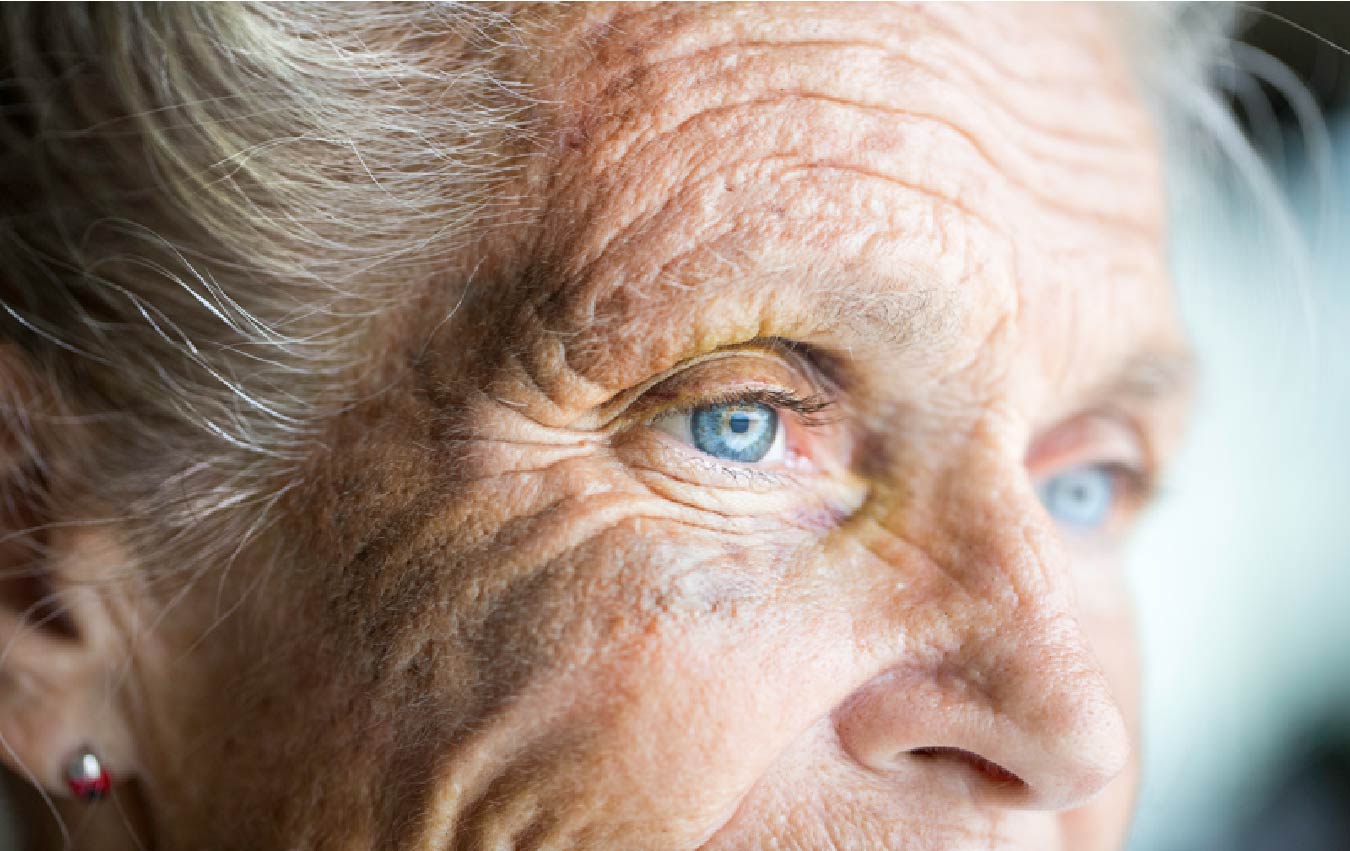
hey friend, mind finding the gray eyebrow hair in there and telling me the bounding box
[805,265,967,354]
[815,289,961,350]
[1095,347,1198,406]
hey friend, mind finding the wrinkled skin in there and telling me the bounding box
[12,4,1194,850]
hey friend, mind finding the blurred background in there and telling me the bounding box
[1128,4,1350,850]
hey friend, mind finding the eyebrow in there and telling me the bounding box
[816,289,960,351]
[794,263,968,355]
[1093,347,1197,407]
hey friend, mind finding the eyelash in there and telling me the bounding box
[656,388,836,428]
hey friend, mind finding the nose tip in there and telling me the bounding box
[834,661,1131,812]
[1004,697,1131,810]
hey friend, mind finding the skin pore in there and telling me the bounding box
[5,4,1194,850]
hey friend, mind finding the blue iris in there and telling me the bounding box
[1037,465,1115,528]
[690,402,778,463]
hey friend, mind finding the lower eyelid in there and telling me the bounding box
[620,423,798,485]
[631,444,797,493]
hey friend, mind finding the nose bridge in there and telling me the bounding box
[835,431,1130,811]
[891,420,1078,634]
[932,442,1067,616]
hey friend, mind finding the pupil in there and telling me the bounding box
[728,412,752,434]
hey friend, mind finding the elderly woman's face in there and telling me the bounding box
[47,5,1190,850]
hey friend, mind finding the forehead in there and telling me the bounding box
[506,3,1176,416]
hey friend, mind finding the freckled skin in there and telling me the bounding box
[76,5,1191,850]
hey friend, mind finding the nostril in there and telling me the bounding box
[909,746,1028,792]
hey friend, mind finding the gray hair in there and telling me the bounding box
[0,3,542,571]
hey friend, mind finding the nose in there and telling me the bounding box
[832,451,1131,811]
[833,622,1130,810]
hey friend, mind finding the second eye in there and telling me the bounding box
[1036,464,1117,529]
[653,401,785,464]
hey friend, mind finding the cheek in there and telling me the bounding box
[453,510,859,833]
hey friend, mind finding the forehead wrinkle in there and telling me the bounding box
[559,149,970,310]
[526,9,1160,287]
[566,3,1136,147]
[587,122,1007,356]
[532,10,1156,295]
[544,4,1159,245]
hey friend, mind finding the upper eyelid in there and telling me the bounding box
[587,349,781,427]
[1027,410,1150,472]
[649,388,836,426]
[597,344,834,429]
[1089,401,1162,483]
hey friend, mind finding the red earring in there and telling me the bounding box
[64,746,112,801]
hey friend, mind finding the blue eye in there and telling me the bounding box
[1037,465,1116,528]
[683,401,780,463]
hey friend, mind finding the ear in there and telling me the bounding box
[0,348,142,803]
